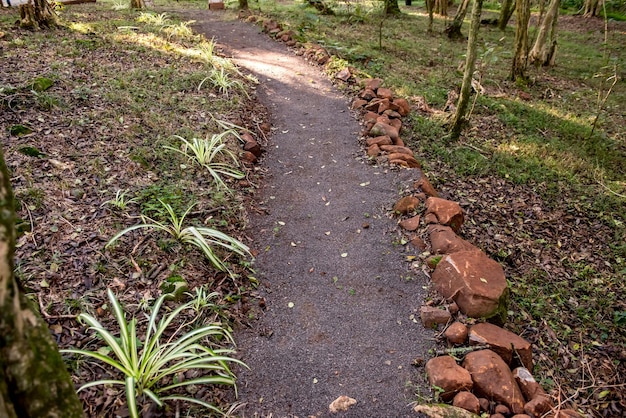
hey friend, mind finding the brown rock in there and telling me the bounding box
[425,355,473,401]
[368,122,399,141]
[364,99,382,113]
[490,414,506,418]
[243,139,262,157]
[448,302,459,314]
[364,78,383,91]
[366,135,393,147]
[329,395,356,413]
[376,114,391,125]
[444,322,468,345]
[391,159,409,168]
[410,236,427,251]
[399,215,420,231]
[469,323,533,370]
[495,404,511,415]
[367,144,381,158]
[335,68,351,81]
[424,213,439,225]
[463,349,525,414]
[393,137,405,147]
[479,398,491,412]
[360,88,377,101]
[513,367,546,401]
[377,87,394,99]
[393,97,411,116]
[286,39,297,47]
[393,196,420,215]
[420,306,451,328]
[383,109,402,119]
[363,111,379,122]
[388,153,420,168]
[379,145,413,155]
[414,174,438,197]
[429,225,478,255]
[351,99,368,110]
[425,197,465,232]
[524,395,553,417]
[377,98,392,114]
[240,151,257,164]
[553,410,584,418]
[431,250,509,319]
[280,34,291,42]
[389,117,402,132]
[414,405,478,418]
[453,391,480,414]
[512,415,532,418]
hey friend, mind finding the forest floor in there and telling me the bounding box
[1,1,625,417]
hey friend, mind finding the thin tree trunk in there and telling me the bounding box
[510,0,530,80]
[18,0,57,30]
[130,0,144,9]
[426,0,435,32]
[583,0,600,16]
[0,149,84,418]
[498,0,515,30]
[445,0,472,39]
[529,0,560,66]
[238,0,249,9]
[434,0,448,16]
[450,0,484,140]
[384,0,401,15]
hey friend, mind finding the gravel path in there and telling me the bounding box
[189,11,434,417]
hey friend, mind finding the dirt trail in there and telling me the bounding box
[188,11,435,417]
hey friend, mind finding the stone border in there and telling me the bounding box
[235,11,584,418]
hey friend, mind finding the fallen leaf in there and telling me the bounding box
[341,253,348,258]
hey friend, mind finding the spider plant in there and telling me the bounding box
[198,67,248,98]
[165,132,245,191]
[61,289,246,418]
[101,189,139,210]
[106,200,250,274]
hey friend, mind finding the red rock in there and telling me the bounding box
[393,97,411,116]
[420,306,451,328]
[367,144,381,158]
[388,153,420,168]
[351,99,368,110]
[393,137,405,147]
[469,323,533,370]
[453,391,480,414]
[389,117,402,132]
[366,135,392,147]
[424,213,438,225]
[490,414,506,418]
[512,415,532,418]
[383,109,402,119]
[448,301,459,314]
[363,111,379,122]
[379,145,413,155]
[513,367,546,401]
[362,120,376,135]
[329,395,356,413]
[269,28,281,35]
[428,225,478,254]
[399,215,420,231]
[479,398,491,412]
[360,89,376,100]
[463,349,525,414]
[393,196,420,215]
[425,355,473,401]
[410,236,427,251]
[553,410,584,418]
[240,151,257,164]
[425,197,465,232]
[364,78,383,91]
[431,250,509,319]
[377,98,392,114]
[414,173,438,197]
[444,322,468,345]
[495,404,510,415]
[280,34,291,42]
[335,68,351,81]
[376,114,391,124]
[243,139,262,157]
[377,87,394,99]
[368,122,399,141]
[286,40,297,47]
[365,99,382,113]
[524,395,553,417]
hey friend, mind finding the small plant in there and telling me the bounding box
[165,132,245,191]
[61,289,246,417]
[136,12,171,26]
[106,200,250,274]
[101,189,139,211]
[198,67,248,98]
[187,285,221,315]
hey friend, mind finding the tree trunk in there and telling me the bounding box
[426,0,435,32]
[445,0,472,39]
[18,0,57,30]
[0,148,84,418]
[238,0,248,9]
[529,0,560,66]
[130,0,144,9]
[510,0,530,81]
[450,0,484,140]
[434,0,448,15]
[384,0,401,15]
[583,0,600,16]
[498,0,515,30]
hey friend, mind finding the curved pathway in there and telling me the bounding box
[189,12,434,417]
